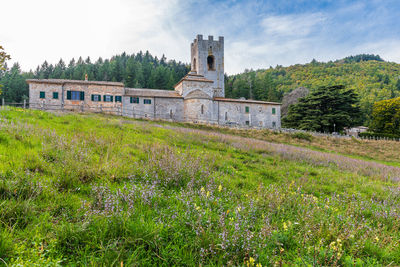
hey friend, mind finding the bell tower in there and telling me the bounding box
[191,34,224,97]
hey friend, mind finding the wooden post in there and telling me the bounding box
[23,99,26,109]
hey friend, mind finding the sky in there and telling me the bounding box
[2,0,400,74]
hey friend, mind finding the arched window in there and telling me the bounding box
[193,58,197,71]
[201,104,204,114]
[207,55,215,70]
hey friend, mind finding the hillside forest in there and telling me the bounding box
[1,52,400,125]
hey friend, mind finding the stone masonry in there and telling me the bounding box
[27,34,281,128]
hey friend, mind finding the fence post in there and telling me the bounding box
[2,98,4,109]
[23,99,26,109]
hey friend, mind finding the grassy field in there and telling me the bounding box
[0,108,399,266]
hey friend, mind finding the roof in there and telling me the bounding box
[174,72,214,88]
[214,97,281,105]
[124,88,183,98]
[26,79,124,87]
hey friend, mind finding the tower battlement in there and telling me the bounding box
[191,34,225,97]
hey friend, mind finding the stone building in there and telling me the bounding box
[27,34,281,128]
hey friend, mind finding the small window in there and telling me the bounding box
[130,97,139,104]
[67,91,84,101]
[201,104,204,114]
[272,107,276,115]
[144,99,152,104]
[245,121,250,126]
[91,94,101,102]
[207,55,215,70]
[259,106,262,113]
[115,96,122,102]
[225,112,228,120]
[53,92,59,99]
[245,106,250,113]
[40,91,45,99]
[103,95,113,102]
[170,109,173,118]
[272,121,276,128]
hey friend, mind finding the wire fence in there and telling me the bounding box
[0,99,399,142]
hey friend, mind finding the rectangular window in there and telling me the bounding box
[272,107,276,115]
[245,121,250,126]
[67,91,84,101]
[144,99,152,104]
[53,92,58,99]
[103,95,113,102]
[115,96,122,102]
[272,121,276,128]
[130,97,139,104]
[40,91,45,99]
[91,94,101,102]
[245,106,250,113]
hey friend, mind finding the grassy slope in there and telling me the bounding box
[0,108,399,266]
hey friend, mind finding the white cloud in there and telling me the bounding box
[261,13,326,38]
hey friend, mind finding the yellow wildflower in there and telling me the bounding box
[375,236,379,242]
[283,222,288,231]
[280,247,285,253]
[218,184,222,192]
[237,206,241,212]
[248,257,255,266]
[200,187,205,193]
[206,191,210,197]
[256,263,262,267]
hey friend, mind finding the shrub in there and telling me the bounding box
[290,132,313,141]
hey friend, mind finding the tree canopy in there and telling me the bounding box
[0,45,11,94]
[282,85,361,133]
[370,97,400,136]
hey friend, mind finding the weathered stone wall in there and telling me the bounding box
[28,81,124,113]
[29,83,63,109]
[184,98,218,124]
[181,80,214,99]
[191,35,224,97]
[217,101,281,128]
[122,96,184,121]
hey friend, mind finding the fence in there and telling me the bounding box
[1,99,399,142]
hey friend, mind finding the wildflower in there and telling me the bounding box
[375,236,379,242]
[237,206,241,212]
[280,247,285,253]
[283,222,288,231]
[201,187,205,193]
[248,257,255,266]
[218,184,222,192]
[226,209,230,214]
[256,263,262,267]
[206,191,210,197]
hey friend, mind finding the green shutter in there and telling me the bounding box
[67,91,71,100]
[110,96,114,102]
[91,94,94,101]
[40,91,45,99]
[104,95,107,102]
[272,108,276,115]
[80,91,85,100]
[245,106,249,113]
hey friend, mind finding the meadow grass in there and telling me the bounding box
[0,108,399,266]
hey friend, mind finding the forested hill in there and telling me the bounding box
[0,51,190,103]
[225,55,400,123]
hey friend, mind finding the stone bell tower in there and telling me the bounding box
[191,34,224,97]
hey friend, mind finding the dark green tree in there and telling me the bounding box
[282,85,361,132]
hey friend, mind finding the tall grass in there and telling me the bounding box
[0,108,399,266]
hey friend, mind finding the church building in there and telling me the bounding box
[27,34,281,128]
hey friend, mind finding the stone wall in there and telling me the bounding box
[28,80,124,114]
[122,96,184,121]
[29,83,63,109]
[217,101,281,128]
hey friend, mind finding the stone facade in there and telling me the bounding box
[27,34,281,128]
